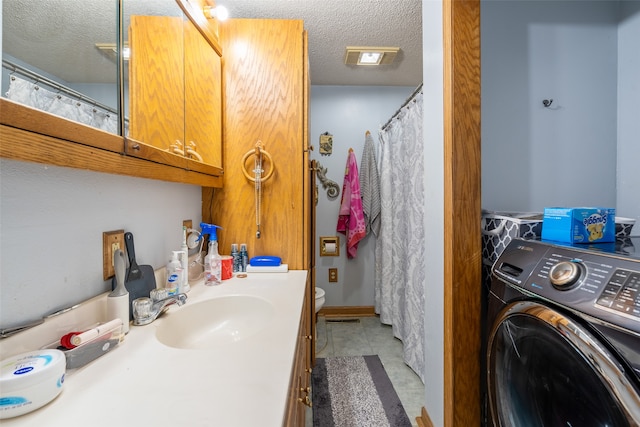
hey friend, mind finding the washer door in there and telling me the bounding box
[487,300,640,427]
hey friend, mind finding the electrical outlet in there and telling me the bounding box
[103,230,125,280]
[183,219,193,231]
[328,268,338,282]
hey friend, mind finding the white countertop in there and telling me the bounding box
[0,270,308,427]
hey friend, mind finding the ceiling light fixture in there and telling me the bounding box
[344,46,400,66]
[203,5,229,21]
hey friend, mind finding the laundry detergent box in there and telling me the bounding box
[541,207,615,244]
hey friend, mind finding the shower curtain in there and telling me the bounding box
[6,75,119,133]
[376,91,425,382]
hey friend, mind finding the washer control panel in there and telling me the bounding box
[597,270,640,318]
[493,239,640,334]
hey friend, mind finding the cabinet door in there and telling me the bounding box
[184,20,223,171]
[284,279,311,427]
[209,19,306,263]
[128,15,185,158]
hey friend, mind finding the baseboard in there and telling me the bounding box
[318,306,376,318]
[416,407,434,427]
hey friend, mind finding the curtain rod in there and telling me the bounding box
[2,59,119,115]
[381,82,423,131]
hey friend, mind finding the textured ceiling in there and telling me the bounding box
[2,0,422,87]
[226,0,422,86]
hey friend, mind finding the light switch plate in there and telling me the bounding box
[103,230,125,280]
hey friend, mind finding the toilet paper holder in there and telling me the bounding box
[320,236,340,256]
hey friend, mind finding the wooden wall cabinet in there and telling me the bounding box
[1,1,223,187]
[204,18,309,268]
[128,15,223,179]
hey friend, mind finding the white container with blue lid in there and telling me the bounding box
[0,349,66,419]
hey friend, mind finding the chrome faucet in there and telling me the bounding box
[132,293,187,326]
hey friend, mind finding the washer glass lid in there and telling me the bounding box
[488,301,640,427]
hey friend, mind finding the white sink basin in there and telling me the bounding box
[155,295,275,350]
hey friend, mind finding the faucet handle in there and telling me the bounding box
[132,297,152,319]
[174,293,188,305]
[150,288,171,302]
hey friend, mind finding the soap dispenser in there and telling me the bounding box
[200,223,222,286]
[165,251,183,295]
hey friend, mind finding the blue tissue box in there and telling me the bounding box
[542,207,615,244]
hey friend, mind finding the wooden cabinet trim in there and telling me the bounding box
[1,99,123,154]
[124,136,189,170]
[1,123,222,187]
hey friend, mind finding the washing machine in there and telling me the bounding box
[485,236,640,426]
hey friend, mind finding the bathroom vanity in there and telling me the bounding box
[0,271,310,426]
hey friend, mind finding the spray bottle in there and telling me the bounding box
[200,222,223,286]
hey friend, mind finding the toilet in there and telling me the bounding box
[315,287,325,313]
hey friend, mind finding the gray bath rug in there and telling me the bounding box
[312,355,412,427]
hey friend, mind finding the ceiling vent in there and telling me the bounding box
[344,46,400,66]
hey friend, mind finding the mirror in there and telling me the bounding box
[2,0,119,133]
[1,0,184,138]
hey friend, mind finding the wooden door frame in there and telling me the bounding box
[444,0,481,426]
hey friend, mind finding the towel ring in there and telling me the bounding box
[241,141,275,182]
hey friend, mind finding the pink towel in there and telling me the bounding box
[337,150,366,258]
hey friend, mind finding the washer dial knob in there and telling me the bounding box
[549,261,582,290]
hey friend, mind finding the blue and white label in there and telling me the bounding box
[0,397,29,407]
[13,367,34,375]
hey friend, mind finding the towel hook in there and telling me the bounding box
[241,140,275,239]
[241,140,275,182]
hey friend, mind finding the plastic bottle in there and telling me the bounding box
[175,250,188,293]
[165,251,183,295]
[231,243,240,273]
[179,226,190,293]
[240,243,248,272]
[201,223,223,286]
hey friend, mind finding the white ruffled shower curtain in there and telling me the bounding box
[376,91,425,382]
[6,75,119,134]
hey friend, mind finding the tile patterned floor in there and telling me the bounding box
[306,316,423,427]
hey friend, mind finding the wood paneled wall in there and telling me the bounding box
[203,19,307,269]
